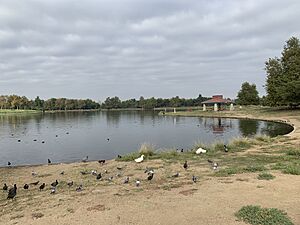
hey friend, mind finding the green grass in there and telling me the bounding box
[282,165,300,175]
[0,109,40,114]
[257,172,275,180]
[215,165,267,177]
[235,205,294,225]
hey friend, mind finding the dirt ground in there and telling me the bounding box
[0,110,299,225]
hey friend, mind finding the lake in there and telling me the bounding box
[0,111,293,166]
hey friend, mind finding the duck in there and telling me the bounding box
[135,180,141,187]
[134,155,144,163]
[50,187,56,194]
[213,162,219,170]
[23,184,29,189]
[196,147,207,154]
[98,160,105,164]
[7,184,17,199]
[48,159,51,164]
[7,161,11,166]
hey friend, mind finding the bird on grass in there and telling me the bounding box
[207,159,213,164]
[117,166,123,170]
[3,183,8,191]
[60,171,65,175]
[135,180,140,187]
[48,159,51,164]
[91,170,97,176]
[213,162,219,170]
[7,184,17,200]
[183,161,188,170]
[23,184,29,189]
[67,181,73,187]
[50,187,56,194]
[134,155,144,163]
[82,156,88,163]
[147,171,154,181]
[181,149,184,153]
[39,183,45,191]
[96,173,102,180]
[196,147,207,154]
[98,160,105,164]
[117,155,122,159]
[124,177,129,184]
[76,185,83,192]
[224,145,229,152]
[192,175,197,183]
[51,180,58,187]
[31,171,37,176]
[30,181,39,185]
[80,171,89,175]
[172,173,179,178]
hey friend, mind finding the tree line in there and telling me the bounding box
[101,95,209,109]
[236,36,300,107]
[0,95,100,110]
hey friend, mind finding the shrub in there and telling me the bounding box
[138,143,155,156]
[235,205,294,225]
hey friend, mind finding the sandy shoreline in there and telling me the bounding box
[1,109,299,225]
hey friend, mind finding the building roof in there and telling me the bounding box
[201,95,232,104]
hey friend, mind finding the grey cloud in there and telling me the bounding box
[0,0,299,100]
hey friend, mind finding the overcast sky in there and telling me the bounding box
[0,0,299,101]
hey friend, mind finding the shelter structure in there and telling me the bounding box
[201,95,233,111]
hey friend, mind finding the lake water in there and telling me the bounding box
[0,111,293,166]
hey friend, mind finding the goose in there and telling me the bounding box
[82,156,88,163]
[183,161,188,170]
[3,183,8,191]
[134,155,144,163]
[7,184,17,199]
[39,183,45,191]
[196,147,207,154]
[23,184,29,189]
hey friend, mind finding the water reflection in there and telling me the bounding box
[239,119,260,137]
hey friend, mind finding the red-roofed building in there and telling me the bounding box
[201,95,233,111]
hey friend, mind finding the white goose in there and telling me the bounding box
[134,155,145,163]
[196,147,207,154]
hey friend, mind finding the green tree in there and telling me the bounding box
[265,36,300,107]
[236,82,260,105]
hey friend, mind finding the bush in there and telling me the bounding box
[283,165,300,175]
[228,137,253,151]
[235,205,294,225]
[257,172,275,180]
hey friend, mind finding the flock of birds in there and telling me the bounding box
[3,144,229,201]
